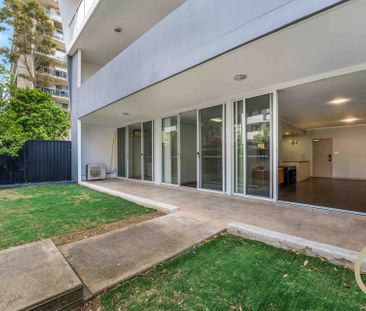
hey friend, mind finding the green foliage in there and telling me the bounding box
[0,184,154,249]
[252,125,270,146]
[0,88,70,156]
[0,0,56,87]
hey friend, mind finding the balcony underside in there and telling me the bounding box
[81,0,366,127]
[66,0,185,66]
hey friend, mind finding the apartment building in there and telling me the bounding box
[13,0,69,110]
[59,0,366,215]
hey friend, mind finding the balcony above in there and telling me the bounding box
[59,0,185,67]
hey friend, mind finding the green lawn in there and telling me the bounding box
[0,184,154,249]
[102,235,366,311]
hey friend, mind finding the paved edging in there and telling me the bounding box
[80,182,180,214]
[0,239,83,311]
[228,222,366,272]
[60,214,220,296]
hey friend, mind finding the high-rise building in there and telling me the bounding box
[12,0,69,110]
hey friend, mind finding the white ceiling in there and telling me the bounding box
[81,0,366,127]
[72,0,185,65]
[279,71,366,129]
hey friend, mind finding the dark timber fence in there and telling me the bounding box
[0,140,71,185]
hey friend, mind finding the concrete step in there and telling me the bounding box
[0,239,83,311]
[60,213,221,296]
[228,222,366,272]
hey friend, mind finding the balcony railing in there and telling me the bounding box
[53,32,64,41]
[45,9,62,23]
[38,67,67,80]
[39,87,69,98]
[54,50,67,61]
[68,0,96,42]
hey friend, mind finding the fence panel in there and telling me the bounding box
[0,140,71,185]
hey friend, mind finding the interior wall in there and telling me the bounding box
[81,123,117,180]
[281,124,366,180]
[281,135,312,162]
[308,124,366,180]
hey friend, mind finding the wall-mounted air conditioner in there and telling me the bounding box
[86,164,106,181]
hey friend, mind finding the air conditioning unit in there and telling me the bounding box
[86,164,106,181]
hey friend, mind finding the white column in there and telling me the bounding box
[225,101,233,195]
[154,117,162,184]
[272,91,279,201]
[77,119,82,183]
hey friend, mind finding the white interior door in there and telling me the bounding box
[313,138,333,178]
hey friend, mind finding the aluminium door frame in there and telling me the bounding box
[197,104,226,193]
[160,115,179,187]
[121,121,154,183]
[231,92,275,200]
[177,109,199,189]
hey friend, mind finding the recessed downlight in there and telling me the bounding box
[113,26,122,33]
[233,74,247,81]
[328,97,351,105]
[341,117,359,123]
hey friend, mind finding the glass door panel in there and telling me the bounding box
[117,127,126,177]
[128,123,142,179]
[179,110,197,188]
[233,101,244,193]
[245,94,271,197]
[162,116,178,184]
[200,105,223,191]
[143,121,153,181]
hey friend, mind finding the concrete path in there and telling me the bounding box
[0,240,83,311]
[60,213,220,296]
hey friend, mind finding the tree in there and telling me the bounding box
[0,63,16,106]
[0,0,56,87]
[0,88,70,157]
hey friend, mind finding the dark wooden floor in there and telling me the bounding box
[279,177,366,213]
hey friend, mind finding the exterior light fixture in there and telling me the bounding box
[341,117,359,123]
[328,97,351,105]
[113,26,122,33]
[233,74,247,81]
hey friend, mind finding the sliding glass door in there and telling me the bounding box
[143,121,153,181]
[179,110,197,188]
[162,116,178,184]
[199,105,224,191]
[118,121,153,181]
[234,94,272,198]
[128,123,142,179]
[117,127,126,177]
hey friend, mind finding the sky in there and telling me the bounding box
[0,0,13,68]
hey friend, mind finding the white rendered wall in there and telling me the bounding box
[81,59,102,84]
[81,123,117,181]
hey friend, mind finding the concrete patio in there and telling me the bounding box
[84,178,366,252]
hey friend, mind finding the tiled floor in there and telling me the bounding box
[87,179,366,251]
